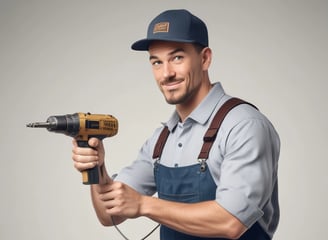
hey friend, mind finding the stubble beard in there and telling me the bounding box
[165,91,186,105]
[163,86,194,105]
[160,77,197,106]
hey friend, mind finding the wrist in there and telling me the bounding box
[139,195,155,217]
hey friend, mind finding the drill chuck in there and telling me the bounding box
[26,113,80,137]
[47,114,80,137]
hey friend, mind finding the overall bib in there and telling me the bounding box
[152,98,270,240]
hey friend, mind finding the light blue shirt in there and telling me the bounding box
[115,82,280,238]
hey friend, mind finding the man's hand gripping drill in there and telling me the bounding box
[27,112,118,185]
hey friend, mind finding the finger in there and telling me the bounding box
[72,152,99,170]
[99,191,114,201]
[88,138,100,148]
[72,144,98,156]
[72,139,78,147]
[99,183,123,201]
[74,153,99,162]
[72,148,99,170]
[74,160,98,172]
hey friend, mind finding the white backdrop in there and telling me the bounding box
[1,1,327,239]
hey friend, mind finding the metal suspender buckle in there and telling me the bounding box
[198,158,207,172]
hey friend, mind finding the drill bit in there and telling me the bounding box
[26,122,52,128]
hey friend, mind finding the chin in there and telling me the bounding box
[165,96,186,105]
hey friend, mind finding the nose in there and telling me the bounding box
[163,62,175,79]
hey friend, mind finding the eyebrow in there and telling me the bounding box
[149,48,185,61]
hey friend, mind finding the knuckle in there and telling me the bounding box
[115,181,124,188]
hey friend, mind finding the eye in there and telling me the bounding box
[172,55,184,63]
[173,55,183,61]
[151,60,162,66]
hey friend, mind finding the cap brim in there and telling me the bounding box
[131,38,199,51]
[131,39,152,51]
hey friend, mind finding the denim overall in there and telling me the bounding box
[152,98,270,240]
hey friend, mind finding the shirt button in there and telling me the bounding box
[178,143,183,147]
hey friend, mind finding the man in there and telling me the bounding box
[72,9,280,240]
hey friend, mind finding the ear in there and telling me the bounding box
[201,47,212,71]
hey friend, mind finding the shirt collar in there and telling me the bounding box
[163,82,226,131]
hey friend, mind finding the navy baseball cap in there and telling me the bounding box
[131,9,208,51]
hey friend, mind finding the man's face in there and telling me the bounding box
[148,41,208,106]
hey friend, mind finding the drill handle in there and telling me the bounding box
[77,140,100,185]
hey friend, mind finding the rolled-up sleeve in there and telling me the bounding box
[215,116,279,228]
[114,128,162,196]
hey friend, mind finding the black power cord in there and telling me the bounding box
[111,216,160,240]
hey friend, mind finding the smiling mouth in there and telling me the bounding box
[161,79,183,87]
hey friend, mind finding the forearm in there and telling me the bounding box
[90,165,126,226]
[140,196,247,239]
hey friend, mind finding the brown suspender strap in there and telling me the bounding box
[198,97,257,160]
[152,126,170,159]
[152,97,258,160]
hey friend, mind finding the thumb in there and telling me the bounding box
[88,137,101,148]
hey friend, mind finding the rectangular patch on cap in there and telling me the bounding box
[153,22,169,33]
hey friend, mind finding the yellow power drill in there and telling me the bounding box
[26,112,118,185]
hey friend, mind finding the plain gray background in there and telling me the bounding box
[1,0,327,239]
